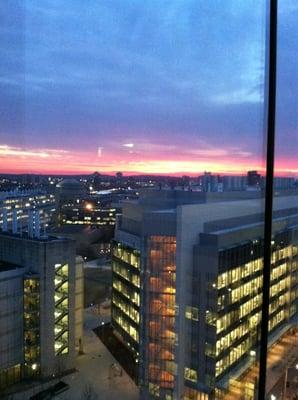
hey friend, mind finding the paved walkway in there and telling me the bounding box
[60,316,139,400]
[13,308,139,400]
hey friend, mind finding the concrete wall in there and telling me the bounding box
[0,267,25,370]
[75,256,84,352]
[0,233,77,379]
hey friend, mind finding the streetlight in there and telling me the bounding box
[283,363,298,400]
[283,366,289,400]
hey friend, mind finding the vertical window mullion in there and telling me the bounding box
[258,0,278,398]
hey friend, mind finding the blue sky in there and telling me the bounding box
[0,1,297,175]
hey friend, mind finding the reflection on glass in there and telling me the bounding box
[267,2,298,400]
[2,1,297,400]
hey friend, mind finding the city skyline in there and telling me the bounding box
[0,1,297,176]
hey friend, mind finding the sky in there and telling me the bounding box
[0,0,297,176]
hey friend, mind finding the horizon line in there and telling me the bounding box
[0,170,297,179]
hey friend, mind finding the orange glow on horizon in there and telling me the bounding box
[0,144,297,177]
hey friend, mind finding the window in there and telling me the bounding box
[184,367,198,383]
[185,306,199,321]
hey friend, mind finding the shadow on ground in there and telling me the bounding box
[93,323,138,383]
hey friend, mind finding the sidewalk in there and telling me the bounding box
[13,308,139,400]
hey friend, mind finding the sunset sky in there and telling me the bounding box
[0,1,297,176]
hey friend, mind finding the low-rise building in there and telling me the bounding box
[0,223,83,394]
[0,190,56,231]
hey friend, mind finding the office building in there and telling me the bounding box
[247,171,262,189]
[222,175,246,192]
[111,190,298,399]
[0,215,83,394]
[58,199,119,227]
[55,179,130,227]
[273,176,296,190]
[0,190,56,231]
[198,173,222,193]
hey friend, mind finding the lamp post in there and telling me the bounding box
[282,363,298,400]
[282,366,288,400]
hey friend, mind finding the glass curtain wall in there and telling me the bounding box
[265,2,298,400]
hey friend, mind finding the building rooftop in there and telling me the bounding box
[56,178,84,189]
[119,192,298,238]
[0,230,73,243]
[152,208,175,213]
[0,189,49,201]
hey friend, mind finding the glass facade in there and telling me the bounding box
[59,203,117,226]
[23,276,40,378]
[204,232,297,397]
[112,242,141,355]
[54,263,69,355]
[267,2,298,400]
[146,236,176,399]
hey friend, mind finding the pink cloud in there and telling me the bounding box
[0,143,296,177]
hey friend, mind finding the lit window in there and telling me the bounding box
[184,367,197,383]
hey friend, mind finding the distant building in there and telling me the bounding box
[55,178,87,206]
[247,170,262,188]
[0,219,83,394]
[198,172,222,192]
[59,198,119,227]
[0,190,56,231]
[21,174,40,186]
[91,172,102,190]
[55,179,126,227]
[274,176,296,190]
[111,190,298,399]
[222,175,246,191]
